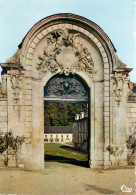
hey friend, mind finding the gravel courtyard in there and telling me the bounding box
[0,162,135,195]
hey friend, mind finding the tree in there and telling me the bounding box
[44,103,87,126]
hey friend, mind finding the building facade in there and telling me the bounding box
[44,126,73,143]
[0,13,136,170]
[73,112,88,153]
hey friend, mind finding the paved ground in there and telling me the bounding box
[0,162,135,195]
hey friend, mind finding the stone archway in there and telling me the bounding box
[0,13,135,170]
[44,73,90,165]
[30,22,105,169]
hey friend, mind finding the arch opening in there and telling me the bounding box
[44,74,90,168]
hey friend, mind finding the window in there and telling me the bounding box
[56,135,58,138]
[66,134,70,140]
[55,137,59,142]
[61,135,63,137]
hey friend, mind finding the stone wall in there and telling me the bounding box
[0,82,8,166]
[126,91,136,136]
[0,75,7,133]
[0,97,7,133]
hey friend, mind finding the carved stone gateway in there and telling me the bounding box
[0,13,135,170]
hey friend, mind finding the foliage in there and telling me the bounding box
[106,145,124,166]
[126,135,136,165]
[126,135,136,151]
[0,131,14,166]
[44,103,87,126]
[11,135,25,166]
[0,131,25,167]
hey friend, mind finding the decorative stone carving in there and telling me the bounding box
[111,72,125,105]
[6,49,20,64]
[0,70,7,98]
[10,64,22,103]
[127,90,136,102]
[127,94,136,102]
[37,26,95,76]
[1,74,7,94]
[44,74,89,102]
[113,53,127,69]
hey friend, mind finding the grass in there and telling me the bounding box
[65,142,74,146]
[44,143,88,167]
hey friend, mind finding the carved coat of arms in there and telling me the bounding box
[36,26,95,76]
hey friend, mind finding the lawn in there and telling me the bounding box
[44,143,88,167]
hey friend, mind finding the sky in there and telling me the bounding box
[0,0,135,82]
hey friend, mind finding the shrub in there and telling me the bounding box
[0,131,14,166]
[11,135,25,166]
[106,145,124,166]
[126,135,136,151]
[126,135,136,165]
[0,131,25,167]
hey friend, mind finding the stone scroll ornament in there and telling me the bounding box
[111,72,125,105]
[10,65,22,103]
[36,26,96,76]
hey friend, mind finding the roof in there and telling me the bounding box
[129,82,136,93]
[44,126,73,134]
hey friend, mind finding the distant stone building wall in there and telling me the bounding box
[44,133,73,143]
[126,85,136,136]
[44,126,73,143]
[126,103,136,135]
[73,112,88,153]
